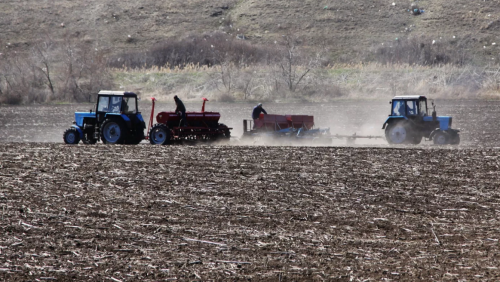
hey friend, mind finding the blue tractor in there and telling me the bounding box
[63,91,146,144]
[382,95,460,145]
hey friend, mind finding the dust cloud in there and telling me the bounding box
[1,99,497,146]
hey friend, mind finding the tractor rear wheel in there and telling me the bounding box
[101,119,127,144]
[385,122,410,144]
[433,131,449,145]
[149,124,171,145]
[63,128,80,144]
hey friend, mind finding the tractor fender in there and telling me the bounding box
[136,113,145,123]
[120,114,132,129]
[104,113,132,129]
[136,113,146,129]
[71,125,84,139]
[382,116,407,129]
[445,128,460,134]
[430,128,459,140]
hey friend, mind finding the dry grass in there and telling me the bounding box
[113,63,500,102]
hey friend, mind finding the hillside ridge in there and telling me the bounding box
[1,0,500,61]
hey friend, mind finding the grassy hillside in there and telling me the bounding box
[2,0,500,61]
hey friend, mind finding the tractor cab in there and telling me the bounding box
[390,95,428,117]
[96,91,138,116]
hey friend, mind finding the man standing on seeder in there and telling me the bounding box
[174,95,187,127]
[252,103,267,128]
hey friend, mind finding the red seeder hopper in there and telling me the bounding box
[147,98,231,145]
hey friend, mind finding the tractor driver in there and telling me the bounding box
[122,98,129,113]
[394,101,406,116]
[174,95,187,127]
[252,103,267,128]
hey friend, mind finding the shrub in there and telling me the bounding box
[109,32,280,69]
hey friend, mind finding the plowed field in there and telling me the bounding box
[1,143,500,281]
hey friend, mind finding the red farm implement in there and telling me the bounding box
[146,98,231,145]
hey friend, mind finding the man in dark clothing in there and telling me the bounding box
[174,95,187,127]
[252,103,267,120]
[252,103,267,128]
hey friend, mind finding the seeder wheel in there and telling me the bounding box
[149,124,171,145]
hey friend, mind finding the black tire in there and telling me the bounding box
[450,133,460,145]
[101,119,127,144]
[218,123,231,139]
[433,131,449,145]
[385,122,410,144]
[410,134,423,145]
[63,128,81,144]
[149,124,171,145]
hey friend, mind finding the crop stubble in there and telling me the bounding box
[1,143,500,281]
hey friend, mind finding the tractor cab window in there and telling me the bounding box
[122,97,137,114]
[110,96,123,113]
[392,100,406,116]
[406,100,417,115]
[419,99,427,116]
[97,96,110,112]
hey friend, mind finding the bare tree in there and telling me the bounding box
[31,41,56,96]
[278,35,310,93]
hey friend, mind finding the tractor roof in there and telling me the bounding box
[393,95,426,100]
[98,90,137,96]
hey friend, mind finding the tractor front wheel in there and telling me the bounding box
[101,119,127,144]
[450,134,460,145]
[433,131,449,145]
[63,128,81,144]
[149,124,171,145]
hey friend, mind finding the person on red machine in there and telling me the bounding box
[252,103,267,127]
[174,95,187,127]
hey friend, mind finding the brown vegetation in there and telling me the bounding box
[0,36,113,104]
[2,0,500,104]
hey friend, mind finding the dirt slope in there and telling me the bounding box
[1,0,500,60]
